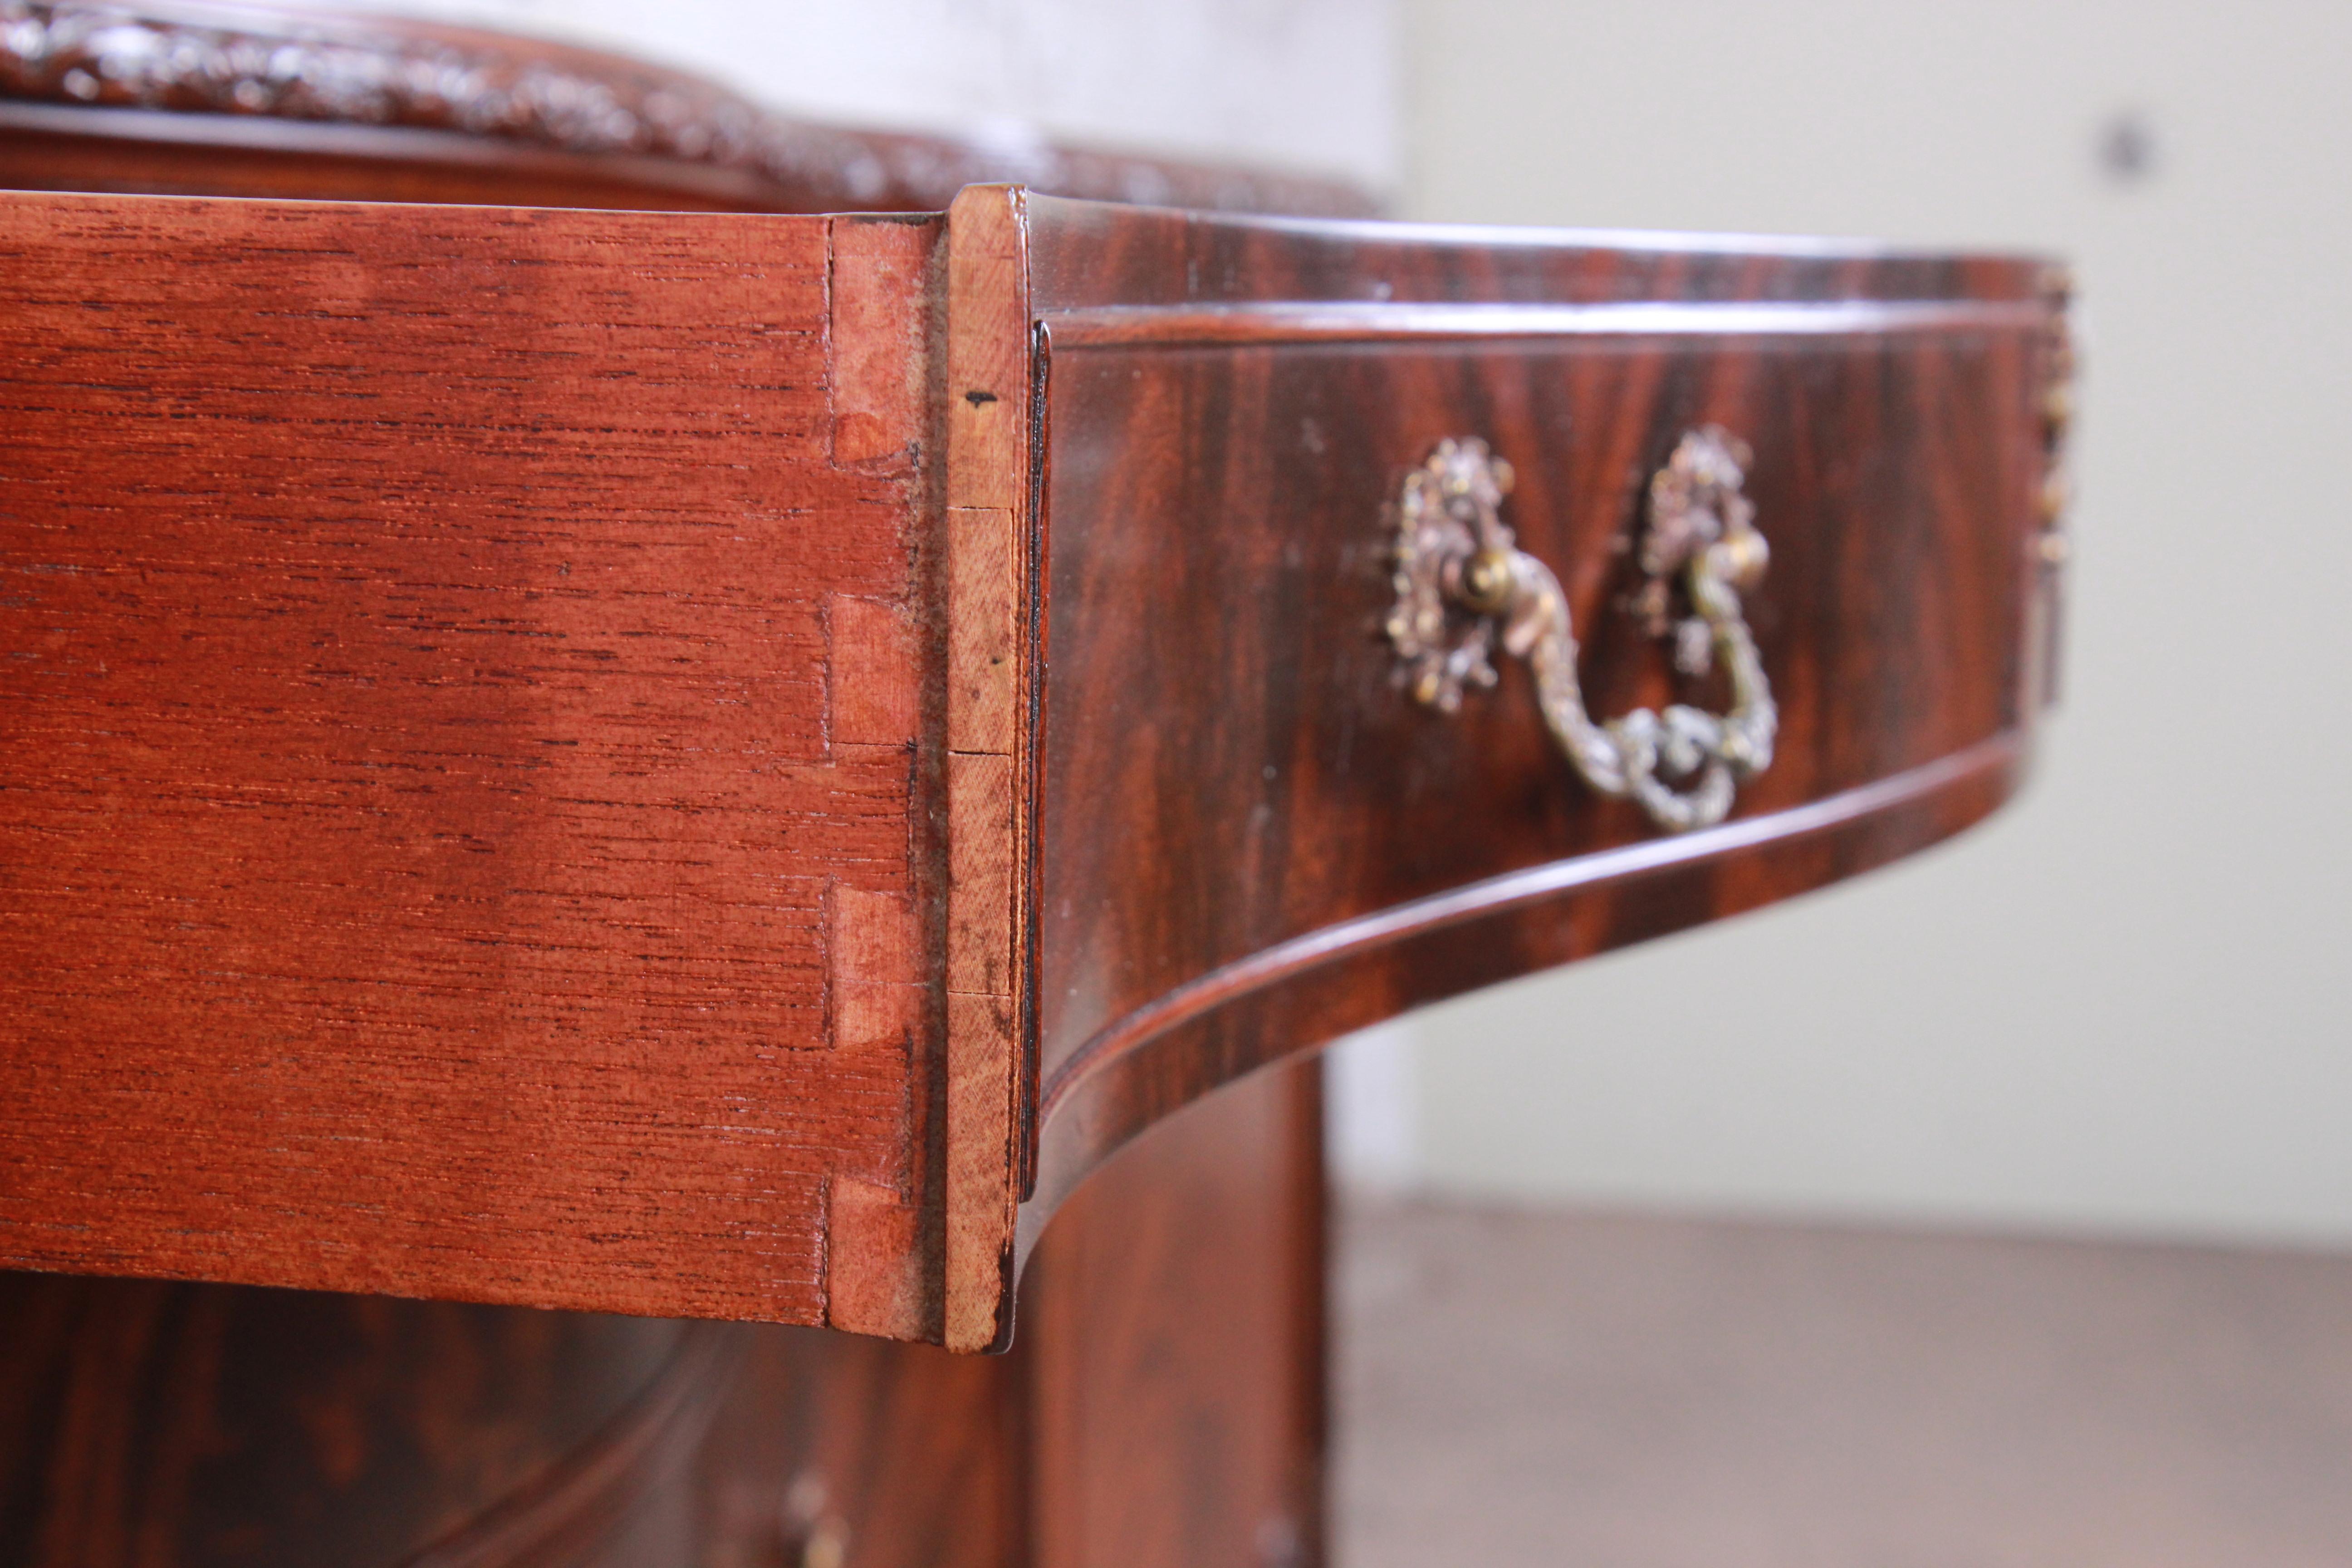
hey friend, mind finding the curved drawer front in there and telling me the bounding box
[1021,201,2066,1225]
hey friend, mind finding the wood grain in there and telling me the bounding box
[0,1066,1323,1568]
[1014,195,2059,1244]
[1026,1062,1328,1568]
[0,1267,727,1568]
[942,187,1038,1352]
[0,193,944,1329]
[0,70,1344,1568]
[0,183,2061,1357]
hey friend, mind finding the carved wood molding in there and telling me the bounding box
[0,0,1377,216]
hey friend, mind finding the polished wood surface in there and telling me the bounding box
[0,195,946,1334]
[0,181,2063,1340]
[1014,195,2063,1238]
[1026,1060,1327,1568]
[0,1268,719,1566]
[0,1060,1323,1568]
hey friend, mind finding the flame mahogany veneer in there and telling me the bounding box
[1018,199,2060,1256]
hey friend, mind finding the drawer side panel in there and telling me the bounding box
[0,195,945,1330]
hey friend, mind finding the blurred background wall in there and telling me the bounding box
[1339,0,2352,1246]
[337,0,1397,191]
[343,0,2347,1247]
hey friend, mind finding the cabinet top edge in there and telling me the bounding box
[1023,190,2058,274]
[1017,190,2063,315]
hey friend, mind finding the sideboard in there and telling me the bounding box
[0,5,2070,1564]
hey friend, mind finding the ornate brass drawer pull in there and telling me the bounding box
[1386,429,1778,834]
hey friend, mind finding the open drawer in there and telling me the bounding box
[0,184,2067,1350]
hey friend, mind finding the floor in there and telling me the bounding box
[1332,1198,2352,1568]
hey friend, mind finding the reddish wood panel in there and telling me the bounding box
[942,186,1039,1352]
[702,1064,1330,1568]
[0,1064,1324,1568]
[1014,196,2061,1232]
[1026,1061,1328,1568]
[1034,745,2019,1223]
[0,194,945,1330]
[0,184,2061,1350]
[0,1266,721,1568]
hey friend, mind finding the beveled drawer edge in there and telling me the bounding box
[1035,727,2027,1130]
[1038,297,2053,351]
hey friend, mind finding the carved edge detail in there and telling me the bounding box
[0,1,1377,216]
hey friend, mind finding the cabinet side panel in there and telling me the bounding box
[1026,1062,1328,1568]
[0,194,940,1329]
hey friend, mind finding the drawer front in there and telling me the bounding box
[1022,202,2063,1221]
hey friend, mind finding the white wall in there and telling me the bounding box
[1336,0,2352,1244]
[336,0,1398,191]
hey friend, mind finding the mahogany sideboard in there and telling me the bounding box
[0,5,2070,1564]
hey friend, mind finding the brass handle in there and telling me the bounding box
[1386,429,1778,834]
